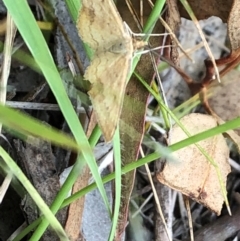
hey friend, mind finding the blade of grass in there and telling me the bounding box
[0,146,69,241]
[136,71,232,211]
[65,0,80,21]
[0,41,42,74]
[27,122,101,240]
[3,1,111,239]
[134,0,171,130]
[131,0,166,71]
[0,104,79,152]
[75,0,167,239]
[13,115,240,240]
[28,126,101,240]
[65,117,240,204]
[11,0,167,237]
[142,0,166,34]
[108,127,121,241]
[116,0,167,238]
[76,0,166,239]
[13,125,102,241]
[52,116,240,204]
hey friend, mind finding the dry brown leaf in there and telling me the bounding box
[157,113,230,215]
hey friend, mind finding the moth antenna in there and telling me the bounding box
[123,21,171,38]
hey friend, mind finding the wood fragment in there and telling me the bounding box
[64,112,97,241]
[13,139,67,241]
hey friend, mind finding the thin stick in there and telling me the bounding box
[140,147,172,241]
[6,101,87,112]
[179,0,221,82]
[0,173,13,203]
[184,197,194,241]
[0,13,16,205]
[147,0,193,62]
[0,13,16,131]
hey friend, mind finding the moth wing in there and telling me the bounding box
[85,51,132,142]
[77,0,127,51]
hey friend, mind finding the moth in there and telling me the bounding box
[77,0,146,142]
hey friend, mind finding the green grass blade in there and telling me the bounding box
[63,117,240,204]
[65,0,80,21]
[143,0,166,34]
[0,41,41,73]
[3,1,111,239]
[108,127,121,241]
[0,147,69,241]
[13,115,240,240]
[13,125,102,241]
[131,0,166,72]
[0,104,79,151]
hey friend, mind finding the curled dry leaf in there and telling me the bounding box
[157,113,230,215]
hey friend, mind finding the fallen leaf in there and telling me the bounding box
[157,113,230,215]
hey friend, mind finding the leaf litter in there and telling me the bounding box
[157,113,231,215]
